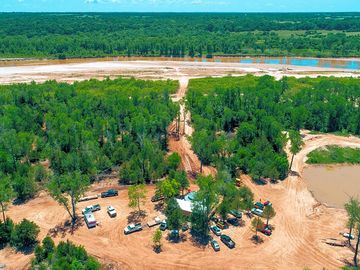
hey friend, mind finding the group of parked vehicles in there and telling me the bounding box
[209,200,274,251]
[83,189,119,228]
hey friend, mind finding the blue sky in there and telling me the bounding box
[1,0,360,12]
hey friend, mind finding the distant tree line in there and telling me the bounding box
[0,13,360,58]
[187,75,360,181]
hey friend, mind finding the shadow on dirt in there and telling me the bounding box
[251,235,264,245]
[48,218,84,238]
[127,211,147,224]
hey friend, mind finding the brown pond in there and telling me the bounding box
[304,165,360,208]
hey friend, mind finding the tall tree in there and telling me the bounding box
[251,217,264,239]
[0,176,14,222]
[152,229,162,253]
[128,184,147,213]
[158,178,180,201]
[288,130,303,172]
[174,170,189,196]
[48,171,89,225]
[165,198,184,230]
[263,205,276,226]
[345,198,359,246]
[190,175,218,241]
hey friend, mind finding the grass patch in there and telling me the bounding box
[307,146,360,164]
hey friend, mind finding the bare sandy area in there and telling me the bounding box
[0,59,359,85]
[2,73,360,270]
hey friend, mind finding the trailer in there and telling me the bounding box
[84,212,96,228]
[147,217,162,227]
[79,195,99,202]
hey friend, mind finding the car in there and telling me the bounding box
[151,193,164,202]
[107,206,117,217]
[220,235,235,249]
[211,239,220,251]
[210,225,222,236]
[251,208,263,217]
[264,200,272,207]
[227,218,239,227]
[170,230,179,239]
[229,209,242,219]
[101,189,118,198]
[343,232,355,240]
[82,206,93,214]
[216,220,229,230]
[92,204,101,212]
[81,204,101,214]
[182,223,190,232]
[160,220,167,231]
[124,223,142,234]
[261,227,272,236]
[254,202,264,210]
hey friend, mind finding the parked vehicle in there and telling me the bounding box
[210,225,222,236]
[343,232,355,240]
[79,195,98,202]
[264,200,272,207]
[81,204,101,214]
[211,239,220,251]
[227,218,239,227]
[220,235,235,249]
[261,226,272,236]
[101,189,118,198]
[151,193,164,202]
[251,208,263,217]
[229,209,242,219]
[216,220,229,230]
[182,223,190,232]
[170,230,179,240]
[107,206,117,217]
[124,223,142,234]
[160,220,167,231]
[254,202,264,210]
[147,217,162,227]
[92,204,101,212]
[82,206,93,214]
[84,212,96,228]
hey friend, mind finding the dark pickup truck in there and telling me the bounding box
[101,189,118,198]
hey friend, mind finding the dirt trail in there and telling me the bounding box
[168,75,216,177]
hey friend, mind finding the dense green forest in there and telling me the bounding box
[0,13,360,58]
[187,76,360,180]
[0,77,178,203]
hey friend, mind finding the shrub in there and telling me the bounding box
[31,239,101,270]
[11,219,39,251]
[0,218,14,248]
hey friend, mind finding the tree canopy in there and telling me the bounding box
[187,75,360,181]
[0,13,360,58]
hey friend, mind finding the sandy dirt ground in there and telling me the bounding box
[0,59,359,85]
[1,61,360,270]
